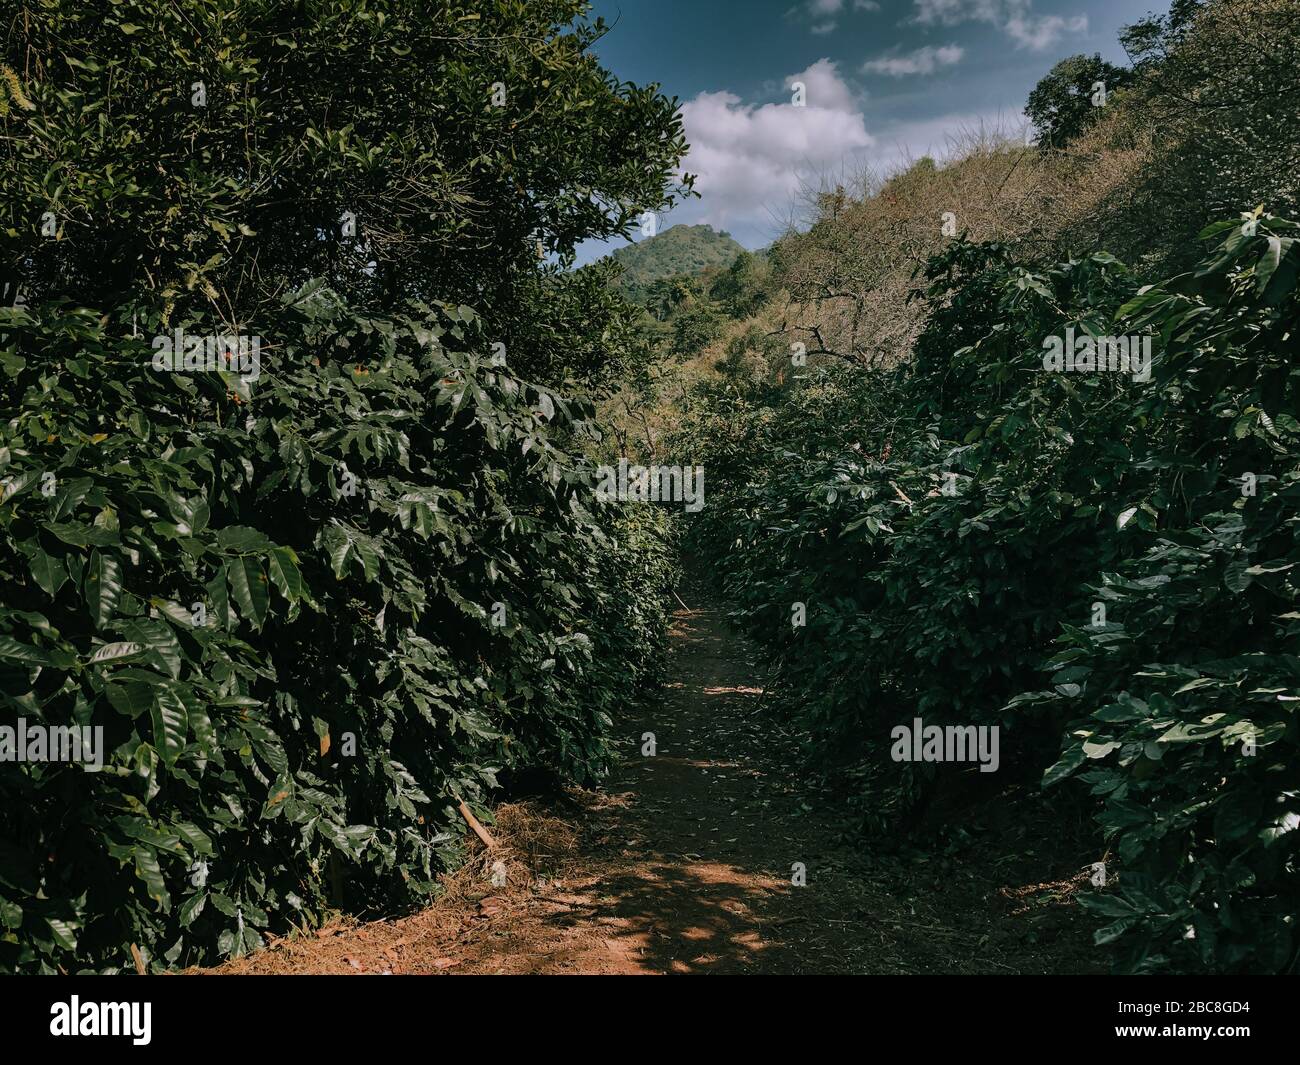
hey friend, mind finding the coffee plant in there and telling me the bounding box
[676,214,1299,973]
[0,285,676,972]
[0,0,683,973]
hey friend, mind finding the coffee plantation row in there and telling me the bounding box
[674,214,1299,974]
[0,0,687,973]
[0,287,677,972]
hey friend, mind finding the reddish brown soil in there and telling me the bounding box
[205,573,1104,975]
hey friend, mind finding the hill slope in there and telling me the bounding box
[609,224,745,292]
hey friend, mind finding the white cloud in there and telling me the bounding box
[574,99,1027,262]
[912,0,1006,24]
[910,0,1086,50]
[673,60,873,238]
[795,0,880,34]
[788,57,862,112]
[1005,13,1088,50]
[862,44,965,77]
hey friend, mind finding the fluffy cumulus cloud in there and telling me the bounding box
[911,0,1086,51]
[862,44,965,77]
[674,59,873,240]
[789,56,862,112]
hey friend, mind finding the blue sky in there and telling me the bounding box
[576,0,1172,263]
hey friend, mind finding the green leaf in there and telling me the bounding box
[85,549,123,631]
[121,618,184,679]
[0,635,57,665]
[150,686,189,764]
[178,892,207,927]
[1042,746,1087,787]
[267,546,305,601]
[207,570,233,630]
[152,597,197,628]
[1224,559,1252,594]
[175,821,214,856]
[217,526,273,553]
[88,641,144,665]
[134,847,172,911]
[227,556,269,629]
[322,522,380,581]
[46,918,79,951]
[106,681,154,719]
[1255,235,1285,292]
[47,522,119,547]
[326,527,353,579]
[52,477,93,521]
[30,550,68,598]
[353,535,380,580]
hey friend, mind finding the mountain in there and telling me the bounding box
[608,224,746,292]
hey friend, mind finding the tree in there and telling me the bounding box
[1120,0,1207,67]
[1095,0,1300,273]
[709,251,769,319]
[1025,54,1134,148]
[0,0,692,383]
[671,299,723,356]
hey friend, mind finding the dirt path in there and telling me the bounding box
[212,570,1102,975]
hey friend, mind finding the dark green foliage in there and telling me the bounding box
[610,225,746,302]
[0,0,681,973]
[0,0,692,384]
[507,260,659,391]
[1070,0,1300,277]
[707,251,770,320]
[1025,54,1135,148]
[0,288,676,972]
[670,300,725,357]
[1028,214,1300,974]
[1120,0,1207,66]
[675,213,1300,972]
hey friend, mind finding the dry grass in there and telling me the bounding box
[768,117,1155,374]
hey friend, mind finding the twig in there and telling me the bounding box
[457,801,497,850]
[890,480,914,506]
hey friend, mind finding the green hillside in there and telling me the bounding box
[609,224,745,293]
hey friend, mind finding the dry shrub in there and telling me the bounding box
[765,119,1132,371]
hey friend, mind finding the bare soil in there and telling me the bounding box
[204,571,1104,975]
